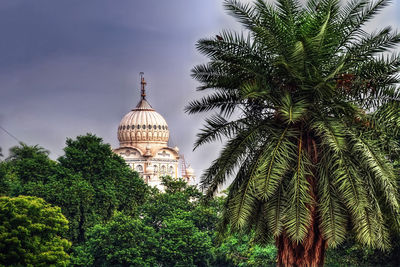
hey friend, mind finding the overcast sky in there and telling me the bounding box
[1,0,399,181]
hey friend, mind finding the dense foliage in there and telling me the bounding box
[72,177,215,266]
[0,196,70,266]
[0,134,148,243]
[325,234,400,266]
[1,137,400,265]
[186,0,400,264]
[215,233,277,266]
[72,212,159,266]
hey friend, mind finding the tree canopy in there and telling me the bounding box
[0,134,148,243]
[72,212,159,267]
[0,196,71,266]
[72,177,216,267]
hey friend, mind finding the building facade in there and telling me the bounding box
[114,74,194,189]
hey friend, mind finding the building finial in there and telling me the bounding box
[140,72,146,100]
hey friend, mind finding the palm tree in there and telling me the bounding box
[7,143,50,161]
[186,0,400,266]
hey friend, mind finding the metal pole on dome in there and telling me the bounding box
[140,72,146,100]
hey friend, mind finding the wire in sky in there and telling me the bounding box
[0,125,21,143]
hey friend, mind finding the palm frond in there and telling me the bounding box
[194,115,246,149]
[346,27,400,62]
[338,0,392,49]
[284,133,312,242]
[317,152,348,247]
[265,184,287,237]
[349,133,400,215]
[201,122,269,196]
[278,93,308,124]
[228,179,260,230]
[311,120,368,216]
[185,89,240,117]
[224,0,259,30]
[259,126,296,200]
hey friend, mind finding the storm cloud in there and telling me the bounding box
[1,0,399,182]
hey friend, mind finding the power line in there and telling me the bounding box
[0,126,63,159]
[0,125,21,143]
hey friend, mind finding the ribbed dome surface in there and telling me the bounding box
[118,99,169,145]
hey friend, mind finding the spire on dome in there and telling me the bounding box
[134,72,153,111]
[140,72,146,100]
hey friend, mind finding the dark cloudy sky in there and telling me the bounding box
[1,0,399,181]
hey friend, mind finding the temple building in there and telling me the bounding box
[114,74,195,189]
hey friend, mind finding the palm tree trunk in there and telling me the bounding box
[276,134,327,267]
[276,209,327,267]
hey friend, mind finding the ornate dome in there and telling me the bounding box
[118,75,169,146]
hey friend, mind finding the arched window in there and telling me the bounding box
[136,165,143,172]
[161,165,166,174]
[169,166,174,174]
[154,165,158,173]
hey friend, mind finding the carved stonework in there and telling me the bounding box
[157,151,170,157]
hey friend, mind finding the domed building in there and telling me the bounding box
[114,74,195,189]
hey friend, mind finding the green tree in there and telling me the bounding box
[0,196,70,266]
[58,134,148,221]
[72,212,159,267]
[0,143,94,242]
[49,134,147,243]
[324,236,391,266]
[74,178,215,267]
[0,143,57,198]
[186,0,400,265]
[24,169,96,244]
[215,233,277,267]
[7,143,56,184]
[140,177,200,229]
[0,161,14,196]
[159,217,213,267]
[0,135,149,244]
[143,177,214,266]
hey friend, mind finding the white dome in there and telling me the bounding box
[118,99,169,146]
